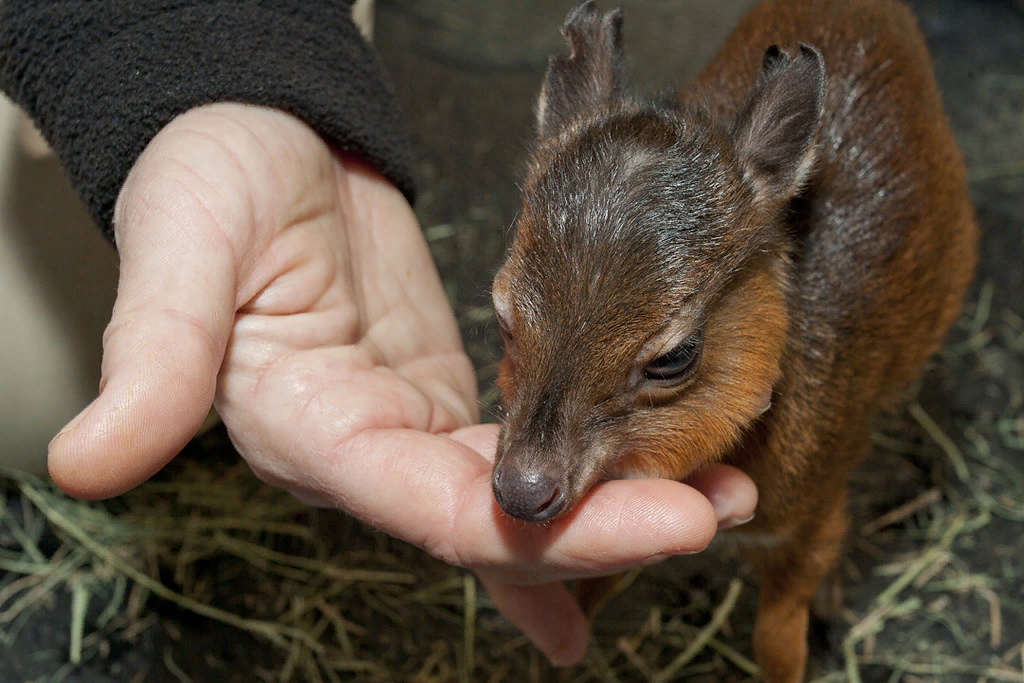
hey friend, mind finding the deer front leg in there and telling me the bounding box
[750,493,848,683]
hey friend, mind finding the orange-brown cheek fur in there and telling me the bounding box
[610,259,788,481]
[496,354,516,402]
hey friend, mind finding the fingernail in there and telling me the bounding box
[709,492,740,525]
[718,513,755,531]
[657,548,701,559]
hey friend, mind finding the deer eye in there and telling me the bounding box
[643,333,702,383]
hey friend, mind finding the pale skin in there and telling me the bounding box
[46,102,758,665]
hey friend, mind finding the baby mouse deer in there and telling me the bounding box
[490,0,977,680]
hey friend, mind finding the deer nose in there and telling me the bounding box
[492,468,564,522]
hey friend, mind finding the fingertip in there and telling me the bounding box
[475,574,589,667]
[547,633,589,668]
[448,424,500,464]
[47,404,101,497]
[684,464,759,530]
[48,422,160,501]
[574,478,721,557]
[47,370,211,499]
[48,398,137,499]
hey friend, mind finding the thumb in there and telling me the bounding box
[48,119,245,498]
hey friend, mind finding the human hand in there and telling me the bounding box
[46,103,756,664]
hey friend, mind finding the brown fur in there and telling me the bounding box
[491,1,978,680]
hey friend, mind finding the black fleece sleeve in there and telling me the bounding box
[0,1,416,237]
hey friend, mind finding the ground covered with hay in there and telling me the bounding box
[2,0,1023,681]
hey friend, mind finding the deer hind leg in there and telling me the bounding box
[750,493,849,683]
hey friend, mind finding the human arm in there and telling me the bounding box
[0,0,414,233]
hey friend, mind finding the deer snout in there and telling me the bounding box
[492,465,566,522]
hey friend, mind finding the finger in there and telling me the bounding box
[315,429,719,582]
[47,308,228,499]
[683,463,759,529]
[475,572,589,667]
[448,423,499,463]
[451,428,754,529]
[48,122,244,498]
[472,476,720,580]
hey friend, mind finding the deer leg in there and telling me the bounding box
[751,493,848,683]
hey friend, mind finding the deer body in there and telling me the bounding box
[491,1,977,680]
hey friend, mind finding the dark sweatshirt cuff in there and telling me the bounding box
[0,3,415,236]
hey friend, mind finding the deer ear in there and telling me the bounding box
[536,1,626,139]
[733,44,826,203]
